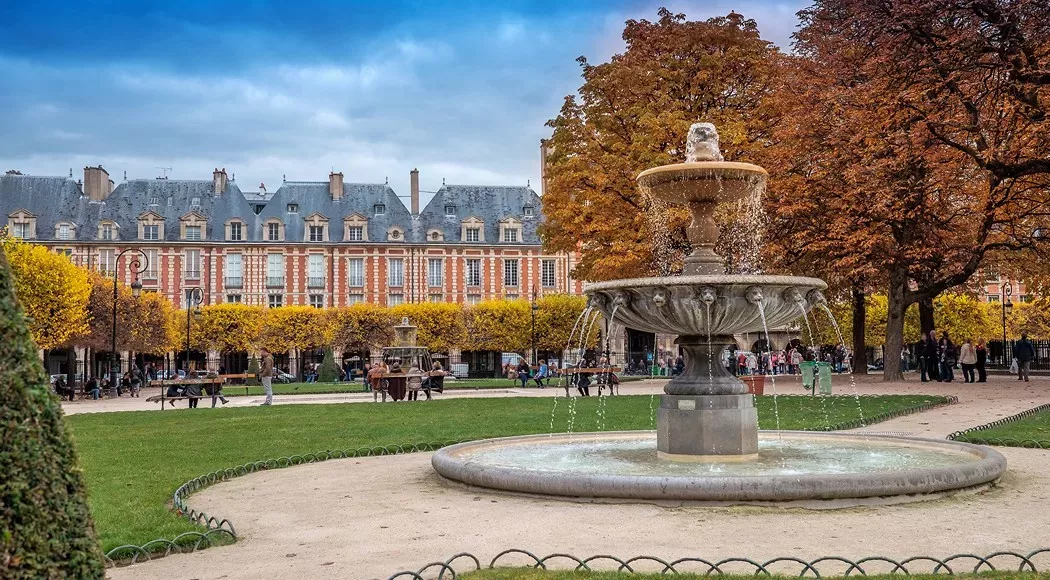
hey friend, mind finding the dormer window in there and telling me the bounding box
[460,216,485,243]
[190,197,201,208]
[149,196,159,205]
[226,219,245,242]
[138,211,165,241]
[97,220,119,241]
[8,211,36,239]
[466,228,480,242]
[179,211,207,241]
[55,222,76,241]
[523,205,535,217]
[388,228,403,241]
[303,213,329,243]
[185,225,202,240]
[343,214,369,242]
[431,231,441,241]
[348,226,363,241]
[374,204,386,215]
[309,225,324,242]
[504,229,518,242]
[445,205,456,216]
[498,217,522,244]
[287,203,299,213]
[143,225,159,240]
[103,224,114,240]
[268,222,280,241]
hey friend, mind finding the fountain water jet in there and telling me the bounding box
[433,123,1006,504]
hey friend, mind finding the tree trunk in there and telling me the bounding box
[66,346,77,388]
[851,286,866,374]
[882,270,908,381]
[919,298,935,337]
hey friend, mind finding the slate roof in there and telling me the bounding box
[2,172,545,245]
[256,181,412,242]
[417,184,542,243]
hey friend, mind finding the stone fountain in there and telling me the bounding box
[432,124,1005,504]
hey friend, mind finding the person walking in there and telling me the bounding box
[925,330,940,381]
[959,338,977,383]
[790,348,802,375]
[916,335,930,382]
[939,333,956,383]
[130,365,143,397]
[1015,332,1035,382]
[975,338,988,383]
[259,347,274,406]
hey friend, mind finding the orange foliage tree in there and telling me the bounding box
[764,0,1050,380]
[327,304,397,354]
[541,9,782,281]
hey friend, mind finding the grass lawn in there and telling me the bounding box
[953,408,1050,446]
[66,394,948,553]
[460,571,1049,580]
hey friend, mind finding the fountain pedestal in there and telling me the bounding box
[658,394,758,459]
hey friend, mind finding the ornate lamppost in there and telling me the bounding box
[1001,281,1013,365]
[110,249,148,394]
[530,286,539,366]
[184,287,204,375]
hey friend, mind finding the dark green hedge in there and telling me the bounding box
[0,248,105,578]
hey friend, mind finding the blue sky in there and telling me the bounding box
[0,0,807,205]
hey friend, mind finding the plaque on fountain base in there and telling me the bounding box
[656,394,759,460]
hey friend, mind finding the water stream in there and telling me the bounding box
[818,303,868,429]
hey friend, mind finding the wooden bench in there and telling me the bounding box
[560,367,623,397]
[147,379,225,409]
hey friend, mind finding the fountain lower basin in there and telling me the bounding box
[432,431,1006,505]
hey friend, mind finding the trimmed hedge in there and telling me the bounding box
[0,247,105,578]
[318,347,340,382]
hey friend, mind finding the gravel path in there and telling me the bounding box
[105,375,1050,580]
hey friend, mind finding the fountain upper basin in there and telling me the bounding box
[585,275,827,336]
[637,161,767,205]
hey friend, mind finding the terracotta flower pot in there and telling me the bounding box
[741,374,765,395]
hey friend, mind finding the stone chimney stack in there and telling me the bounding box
[410,168,420,216]
[539,139,550,196]
[84,165,113,201]
[329,171,344,200]
[212,167,228,194]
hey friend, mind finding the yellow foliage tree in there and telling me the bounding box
[933,294,998,344]
[535,294,599,351]
[1,236,91,349]
[257,306,331,354]
[328,304,397,353]
[195,303,266,354]
[79,273,172,354]
[463,299,532,353]
[1006,299,1050,340]
[390,302,465,352]
[128,291,178,355]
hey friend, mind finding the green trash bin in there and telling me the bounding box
[800,361,816,392]
[816,362,833,395]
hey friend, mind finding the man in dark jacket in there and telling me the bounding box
[1015,332,1036,382]
[924,330,940,381]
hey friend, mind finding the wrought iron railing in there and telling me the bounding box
[266,276,284,288]
[307,276,326,288]
[224,276,243,288]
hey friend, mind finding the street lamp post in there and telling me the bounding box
[184,287,204,376]
[530,286,539,367]
[1001,282,1013,366]
[110,249,148,396]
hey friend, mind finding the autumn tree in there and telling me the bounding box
[257,306,331,355]
[535,294,598,352]
[1,235,91,349]
[766,0,1050,380]
[328,304,397,354]
[195,303,265,355]
[541,9,782,280]
[78,273,173,355]
[390,302,466,352]
[463,299,532,353]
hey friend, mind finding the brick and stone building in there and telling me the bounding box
[1,166,584,311]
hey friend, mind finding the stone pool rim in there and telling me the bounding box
[431,431,1007,503]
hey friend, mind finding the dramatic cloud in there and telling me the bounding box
[0,0,806,204]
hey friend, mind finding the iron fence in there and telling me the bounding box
[948,402,1050,448]
[386,548,1050,579]
[986,339,1050,370]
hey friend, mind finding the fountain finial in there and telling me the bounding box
[685,122,723,163]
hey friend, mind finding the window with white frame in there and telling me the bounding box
[58,223,72,240]
[466,294,482,305]
[347,293,364,304]
[523,205,535,217]
[185,225,202,241]
[268,222,281,241]
[445,205,456,216]
[503,228,518,243]
[13,222,29,239]
[142,224,159,240]
[387,293,404,306]
[427,258,443,287]
[429,294,443,302]
[347,258,364,287]
[374,204,386,215]
[143,249,158,280]
[287,203,299,213]
[466,259,481,287]
[226,294,242,303]
[101,223,115,240]
[267,253,284,287]
[503,259,519,287]
[268,294,283,308]
[225,254,243,287]
[184,249,201,279]
[308,254,325,287]
[388,258,404,287]
[98,248,115,275]
[347,225,364,241]
[542,259,556,288]
[309,294,324,308]
[228,222,242,241]
[466,227,480,242]
[309,225,325,242]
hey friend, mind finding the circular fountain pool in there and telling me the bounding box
[432,431,1006,505]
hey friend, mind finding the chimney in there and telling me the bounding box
[410,168,420,216]
[212,167,228,194]
[84,165,112,201]
[329,171,344,200]
[539,139,550,196]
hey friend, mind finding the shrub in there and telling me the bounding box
[318,347,340,382]
[0,248,105,578]
[246,356,260,385]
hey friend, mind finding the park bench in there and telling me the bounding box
[146,378,225,410]
[219,373,255,395]
[560,367,623,397]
